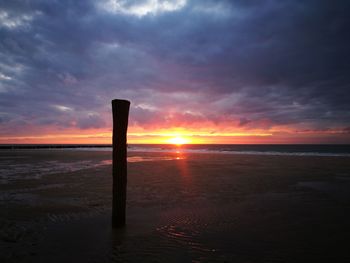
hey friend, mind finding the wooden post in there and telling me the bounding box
[112,99,130,227]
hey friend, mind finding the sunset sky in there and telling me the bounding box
[0,0,349,144]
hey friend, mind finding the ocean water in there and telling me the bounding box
[129,144,350,156]
[1,145,350,262]
[1,144,349,182]
[2,144,350,157]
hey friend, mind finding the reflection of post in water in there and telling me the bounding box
[112,99,130,228]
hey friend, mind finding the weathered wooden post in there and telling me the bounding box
[112,99,130,227]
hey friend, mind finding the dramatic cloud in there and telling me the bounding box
[0,0,349,143]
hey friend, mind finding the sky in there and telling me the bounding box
[0,0,350,144]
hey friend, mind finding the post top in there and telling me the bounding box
[112,99,130,105]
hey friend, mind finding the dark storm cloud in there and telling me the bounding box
[0,0,349,135]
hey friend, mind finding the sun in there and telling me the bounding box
[167,136,188,145]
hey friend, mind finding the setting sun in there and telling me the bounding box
[167,136,189,145]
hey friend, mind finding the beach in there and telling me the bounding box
[1,148,350,262]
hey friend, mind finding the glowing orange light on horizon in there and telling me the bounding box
[0,126,279,144]
[167,136,189,145]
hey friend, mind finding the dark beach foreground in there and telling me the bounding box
[1,149,350,262]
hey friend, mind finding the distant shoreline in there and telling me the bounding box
[1,144,350,157]
[0,144,112,149]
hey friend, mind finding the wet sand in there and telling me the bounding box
[1,149,350,262]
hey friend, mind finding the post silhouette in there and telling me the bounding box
[112,99,130,227]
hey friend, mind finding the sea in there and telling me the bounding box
[1,144,350,262]
[1,144,350,157]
